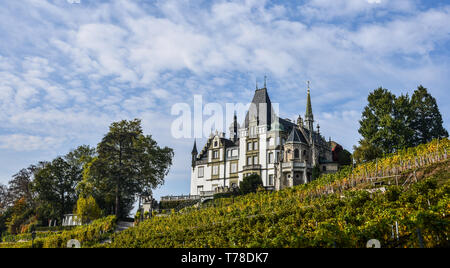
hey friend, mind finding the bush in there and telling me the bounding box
[239,174,263,195]
[75,196,102,224]
[32,216,116,248]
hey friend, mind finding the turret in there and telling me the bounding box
[191,140,198,168]
[297,115,303,127]
[229,112,238,142]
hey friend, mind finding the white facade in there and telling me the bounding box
[190,87,339,196]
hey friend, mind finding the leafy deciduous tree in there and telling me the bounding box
[86,119,173,219]
[33,157,81,222]
[75,195,102,224]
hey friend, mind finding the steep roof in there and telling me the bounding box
[287,127,308,143]
[191,140,198,155]
[220,138,238,148]
[244,88,275,128]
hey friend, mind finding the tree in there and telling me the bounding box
[33,157,81,223]
[87,119,173,219]
[358,88,410,154]
[353,139,383,164]
[312,165,321,180]
[75,196,102,224]
[65,145,96,171]
[240,174,263,194]
[337,149,352,166]
[356,86,448,162]
[0,184,9,211]
[8,165,39,207]
[410,86,448,146]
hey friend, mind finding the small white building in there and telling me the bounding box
[62,214,82,226]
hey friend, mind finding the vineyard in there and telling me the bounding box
[100,139,449,248]
[0,216,116,248]
[1,139,448,248]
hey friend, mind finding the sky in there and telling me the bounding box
[0,0,449,201]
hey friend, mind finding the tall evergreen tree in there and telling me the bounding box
[358,87,408,154]
[410,86,448,146]
[356,86,447,162]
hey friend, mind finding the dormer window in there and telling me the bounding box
[214,141,218,147]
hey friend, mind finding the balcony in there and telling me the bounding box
[160,195,201,201]
[281,162,308,171]
[199,190,216,197]
[243,164,262,171]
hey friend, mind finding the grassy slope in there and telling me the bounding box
[102,158,449,248]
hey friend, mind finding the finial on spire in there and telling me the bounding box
[264,75,267,88]
[307,80,311,94]
[256,78,258,90]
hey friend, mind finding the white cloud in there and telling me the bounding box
[0,0,449,196]
[0,134,64,152]
[299,0,416,21]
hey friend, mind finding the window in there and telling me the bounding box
[268,152,274,164]
[323,166,327,172]
[247,156,252,165]
[294,149,300,159]
[253,156,258,165]
[227,150,231,158]
[213,165,219,175]
[231,163,237,173]
[214,141,218,147]
[230,163,237,173]
[253,141,258,150]
[197,186,203,195]
[198,167,204,178]
[232,149,238,157]
[213,150,219,159]
[247,142,252,151]
[269,175,274,186]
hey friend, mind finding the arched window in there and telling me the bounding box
[294,149,300,158]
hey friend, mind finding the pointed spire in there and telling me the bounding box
[191,139,198,155]
[305,81,313,120]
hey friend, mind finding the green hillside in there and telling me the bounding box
[2,139,447,248]
[100,139,449,248]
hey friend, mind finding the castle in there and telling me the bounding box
[190,82,339,196]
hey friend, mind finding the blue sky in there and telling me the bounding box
[0,0,449,201]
